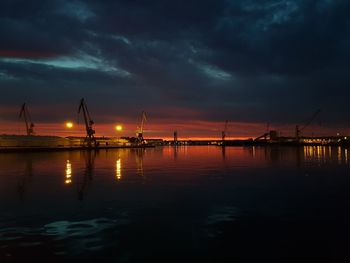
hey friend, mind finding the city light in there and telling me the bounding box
[66,122,74,128]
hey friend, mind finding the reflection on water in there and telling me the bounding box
[116,159,121,180]
[17,156,33,200]
[4,145,350,202]
[205,206,238,239]
[174,145,179,160]
[221,146,226,160]
[135,149,144,177]
[0,217,128,256]
[1,146,350,262]
[78,151,95,201]
[43,217,128,254]
[346,149,348,163]
[303,145,350,165]
[65,160,72,184]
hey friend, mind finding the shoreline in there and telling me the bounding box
[1,142,350,153]
[0,144,154,153]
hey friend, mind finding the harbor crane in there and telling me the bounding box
[254,123,278,142]
[19,103,35,136]
[295,109,321,141]
[78,98,96,147]
[222,120,229,141]
[136,111,147,144]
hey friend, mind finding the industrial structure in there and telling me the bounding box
[295,109,321,142]
[252,110,322,144]
[136,111,147,144]
[78,98,97,147]
[1,101,155,151]
[2,100,350,151]
[254,130,279,142]
[19,103,35,136]
[174,131,178,144]
[222,120,229,141]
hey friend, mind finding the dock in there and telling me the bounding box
[0,135,154,153]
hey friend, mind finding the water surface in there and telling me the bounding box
[0,146,349,262]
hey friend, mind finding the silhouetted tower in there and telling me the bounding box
[19,103,35,136]
[78,98,96,147]
[136,111,147,144]
[222,120,228,141]
[174,131,178,145]
[295,109,321,142]
[295,125,300,142]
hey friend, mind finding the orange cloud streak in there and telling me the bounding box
[0,119,344,140]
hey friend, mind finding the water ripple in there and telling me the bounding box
[0,217,128,254]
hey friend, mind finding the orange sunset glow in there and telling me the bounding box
[0,118,344,140]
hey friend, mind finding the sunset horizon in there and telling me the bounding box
[1,1,350,262]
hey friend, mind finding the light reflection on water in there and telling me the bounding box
[65,160,72,184]
[303,145,350,165]
[0,217,127,255]
[2,146,350,204]
[1,145,350,203]
[116,159,121,180]
[0,146,350,261]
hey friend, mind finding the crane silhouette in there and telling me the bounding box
[19,103,35,136]
[78,98,97,147]
[295,109,321,141]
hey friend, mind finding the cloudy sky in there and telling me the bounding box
[0,0,349,138]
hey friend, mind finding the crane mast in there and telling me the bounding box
[78,98,96,147]
[136,111,147,143]
[19,103,35,136]
[295,109,321,141]
[222,120,228,141]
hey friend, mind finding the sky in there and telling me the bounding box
[0,0,350,139]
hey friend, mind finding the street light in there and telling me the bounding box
[66,122,74,128]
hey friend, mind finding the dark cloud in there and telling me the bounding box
[0,0,350,133]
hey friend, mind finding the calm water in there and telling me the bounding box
[0,146,350,262]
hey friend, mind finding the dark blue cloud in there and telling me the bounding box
[0,0,349,130]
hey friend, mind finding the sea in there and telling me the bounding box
[0,146,349,262]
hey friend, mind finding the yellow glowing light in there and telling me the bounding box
[66,122,74,128]
[116,159,121,180]
[345,149,348,163]
[65,160,72,184]
[115,125,123,131]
